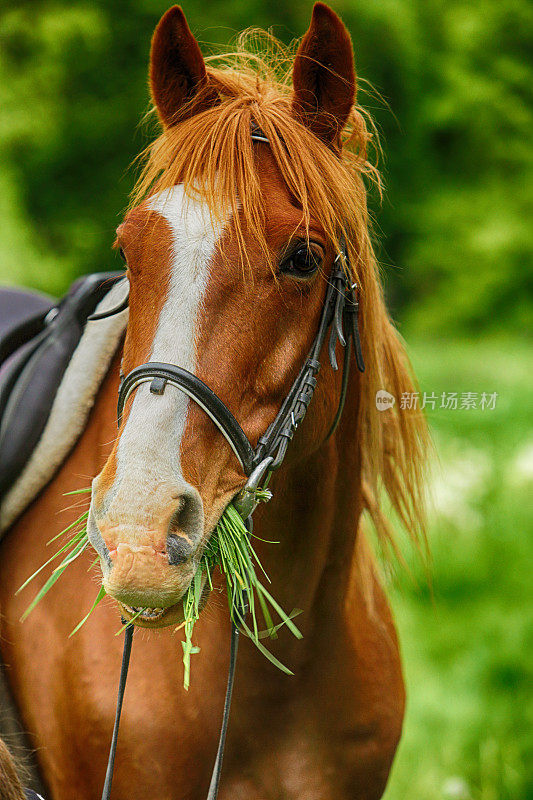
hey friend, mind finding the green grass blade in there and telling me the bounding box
[254,581,303,639]
[70,586,107,637]
[239,620,294,675]
[256,608,303,639]
[47,511,89,545]
[16,529,87,594]
[52,539,89,572]
[21,536,89,621]
[115,607,145,634]
[256,586,277,637]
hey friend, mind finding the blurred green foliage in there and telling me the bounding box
[0,0,531,334]
[384,338,533,800]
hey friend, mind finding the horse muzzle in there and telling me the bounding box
[87,475,205,620]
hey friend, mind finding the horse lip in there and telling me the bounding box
[121,604,167,621]
[117,574,211,629]
[119,600,180,628]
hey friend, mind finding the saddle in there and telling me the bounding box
[0,272,123,501]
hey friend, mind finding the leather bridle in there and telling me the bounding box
[97,136,365,800]
[115,237,364,506]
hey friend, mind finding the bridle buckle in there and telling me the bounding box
[233,456,274,519]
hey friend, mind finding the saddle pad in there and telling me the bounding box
[0,274,122,499]
[0,281,128,534]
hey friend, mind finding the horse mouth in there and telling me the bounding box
[122,604,167,621]
[118,600,183,628]
[118,575,211,629]
[119,601,183,628]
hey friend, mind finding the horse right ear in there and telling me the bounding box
[150,5,218,127]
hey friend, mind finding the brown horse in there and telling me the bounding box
[0,4,427,798]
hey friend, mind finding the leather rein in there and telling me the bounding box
[95,147,365,800]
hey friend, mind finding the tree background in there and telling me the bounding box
[0,0,531,334]
[1,2,532,798]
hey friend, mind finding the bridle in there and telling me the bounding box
[115,237,364,507]
[96,133,365,800]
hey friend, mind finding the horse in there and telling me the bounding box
[0,4,428,798]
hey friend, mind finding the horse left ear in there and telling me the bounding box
[292,3,356,149]
[150,5,218,127]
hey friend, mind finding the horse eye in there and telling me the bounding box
[118,247,127,263]
[281,245,322,278]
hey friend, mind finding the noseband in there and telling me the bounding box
[98,135,365,800]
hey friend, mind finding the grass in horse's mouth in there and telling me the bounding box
[122,605,166,621]
[18,489,302,689]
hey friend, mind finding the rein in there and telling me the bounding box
[98,138,364,800]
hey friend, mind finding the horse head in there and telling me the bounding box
[88,3,376,626]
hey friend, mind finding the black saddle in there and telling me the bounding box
[0,272,124,503]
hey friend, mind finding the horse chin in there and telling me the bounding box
[116,574,211,630]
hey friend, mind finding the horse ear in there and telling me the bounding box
[150,5,218,127]
[292,3,356,149]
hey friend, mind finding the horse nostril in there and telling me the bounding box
[166,533,193,566]
[165,488,203,566]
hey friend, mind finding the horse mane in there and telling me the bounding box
[0,738,25,800]
[130,29,429,557]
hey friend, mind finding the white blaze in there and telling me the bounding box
[108,186,225,518]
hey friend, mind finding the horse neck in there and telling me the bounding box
[253,372,364,631]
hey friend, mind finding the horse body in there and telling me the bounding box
[0,4,426,797]
[0,348,403,799]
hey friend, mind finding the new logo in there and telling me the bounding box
[375,390,395,411]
